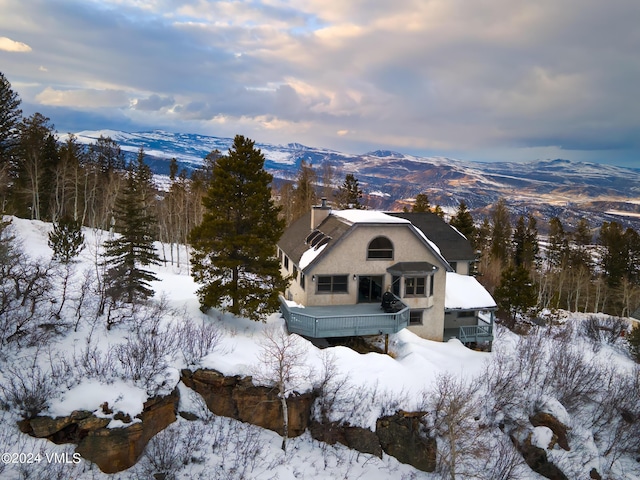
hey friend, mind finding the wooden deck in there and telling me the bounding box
[280,297,410,338]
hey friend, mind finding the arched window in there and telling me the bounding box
[367,236,393,259]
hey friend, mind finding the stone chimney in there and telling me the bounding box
[311,198,331,229]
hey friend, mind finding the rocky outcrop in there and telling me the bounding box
[511,431,569,480]
[376,412,437,472]
[19,387,179,474]
[310,420,383,458]
[309,412,436,472]
[530,411,570,451]
[181,368,314,437]
[183,368,437,472]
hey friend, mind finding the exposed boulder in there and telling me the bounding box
[530,411,570,451]
[309,420,382,457]
[181,368,314,437]
[181,368,238,418]
[376,412,436,472]
[18,387,179,474]
[511,432,569,480]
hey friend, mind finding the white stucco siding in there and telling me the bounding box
[300,224,447,340]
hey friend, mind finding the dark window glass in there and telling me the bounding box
[367,237,393,259]
[409,310,423,325]
[405,277,426,296]
[317,275,348,293]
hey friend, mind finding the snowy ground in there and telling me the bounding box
[0,216,638,479]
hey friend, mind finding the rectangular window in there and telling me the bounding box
[284,256,289,270]
[300,273,305,290]
[293,266,298,279]
[405,277,426,296]
[317,275,349,293]
[429,275,434,296]
[409,310,423,325]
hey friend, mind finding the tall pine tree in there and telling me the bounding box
[102,149,160,304]
[450,200,475,242]
[489,198,512,263]
[189,135,288,320]
[335,173,363,209]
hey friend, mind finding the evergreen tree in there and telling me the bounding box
[494,265,538,328]
[600,221,630,288]
[0,71,22,159]
[489,198,512,263]
[573,218,592,246]
[474,217,492,254]
[547,216,568,268]
[513,213,539,269]
[0,72,22,209]
[411,193,431,213]
[189,135,288,321]
[102,151,160,303]
[48,216,85,264]
[450,201,475,242]
[431,204,445,218]
[628,326,640,363]
[335,173,363,209]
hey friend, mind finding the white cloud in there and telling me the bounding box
[1,0,638,164]
[0,36,31,52]
[35,87,130,108]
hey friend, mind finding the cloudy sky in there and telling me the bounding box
[1,0,639,166]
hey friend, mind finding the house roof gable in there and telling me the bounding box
[278,210,452,273]
[387,212,475,262]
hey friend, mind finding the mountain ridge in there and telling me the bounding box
[63,130,640,231]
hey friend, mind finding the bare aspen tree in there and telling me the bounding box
[425,374,484,480]
[254,325,308,451]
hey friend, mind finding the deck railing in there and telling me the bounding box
[280,297,410,338]
[458,324,493,344]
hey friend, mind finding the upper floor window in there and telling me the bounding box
[367,236,393,259]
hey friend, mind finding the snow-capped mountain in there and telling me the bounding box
[64,130,640,231]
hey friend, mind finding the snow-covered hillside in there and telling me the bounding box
[0,217,638,479]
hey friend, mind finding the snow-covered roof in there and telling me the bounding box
[332,209,410,224]
[445,272,497,310]
[299,243,328,270]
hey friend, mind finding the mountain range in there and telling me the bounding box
[66,130,640,233]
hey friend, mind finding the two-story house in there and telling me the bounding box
[277,200,496,346]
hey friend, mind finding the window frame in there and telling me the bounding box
[316,275,349,294]
[409,310,424,325]
[404,276,426,297]
[367,236,394,260]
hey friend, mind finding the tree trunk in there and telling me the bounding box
[280,390,288,452]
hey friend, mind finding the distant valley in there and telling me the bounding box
[68,130,640,233]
